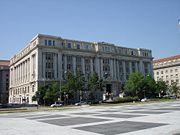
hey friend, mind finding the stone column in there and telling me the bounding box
[82,57,85,75]
[129,61,132,74]
[110,59,114,79]
[33,53,37,80]
[54,53,57,79]
[117,60,119,81]
[90,58,93,74]
[135,62,138,72]
[114,59,117,80]
[37,48,42,80]
[139,60,144,74]
[27,58,30,82]
[95,57,100,77]
[14,66,17,85]
[58,52,62,80]
[18,65,20,84]
[24,61,26,83]
[122,61,126,81]
[22,63,24,83]
[64,55,67,73]
[100,58,103,78]
[73,56,76,75]
[150,62,154,76]
[42,52,45,79]
[29,58,31,82]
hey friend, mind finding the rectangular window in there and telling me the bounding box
[131,51,134,55]
[32,85,35,92]
[157,72,159,75]
[76,44,80,49]
[45,40,47,45]
[48,40,52,46]
[67,43,71,48]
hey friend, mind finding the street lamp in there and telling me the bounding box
[103,72,108,101]
[59,70,67,102]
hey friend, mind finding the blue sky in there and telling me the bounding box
[0,0,180,60]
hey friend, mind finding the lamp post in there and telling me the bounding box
[59,73,62,102]
[42,78,46,106]
[103,72,108,101]
[59,70,67,102]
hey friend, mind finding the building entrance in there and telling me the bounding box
[106,84,112,100]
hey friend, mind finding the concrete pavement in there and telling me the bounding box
[0,101,180,135]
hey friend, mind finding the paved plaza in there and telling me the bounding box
[0,101,180,135]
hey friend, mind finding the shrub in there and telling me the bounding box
[113,96,139,103]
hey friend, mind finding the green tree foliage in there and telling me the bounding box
[87,72,104,101]
[143,75,157,98]
[43,82,59,105]
[124,72,168,99]
[88,72,99,91]
[62,72,85,102]
[62,72,85,92]
[32,85,46,105]
[124,72,145,98]
[32,82,59,105]
[156,79,168,97]
[169,82,180,98]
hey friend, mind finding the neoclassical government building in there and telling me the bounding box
[9,34,153,104]
[153,55,180,86]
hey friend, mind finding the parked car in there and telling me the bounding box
[169,96,176,99]
[50,103,63,107]
[75,101,87,106]
[163,95,176,99]
[141,98,147,102]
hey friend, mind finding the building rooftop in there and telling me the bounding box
[0,60,10,66]
[153,55,180,63]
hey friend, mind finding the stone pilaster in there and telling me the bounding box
[122,61,126,81]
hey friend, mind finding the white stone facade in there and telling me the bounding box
[153,55,180,86]
[9,34,153,104]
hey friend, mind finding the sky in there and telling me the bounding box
[0,0,180,60]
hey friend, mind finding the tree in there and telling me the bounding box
[169,82,180,98]
[32,82,60,106]
[156,79,168,97]
[62,72,85,103]
[124,73,160,99]
[43,82,59,105]
[87,72,104,101]
[144,75,157,98]
[32,85,46,105]
[124,72,145,98]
